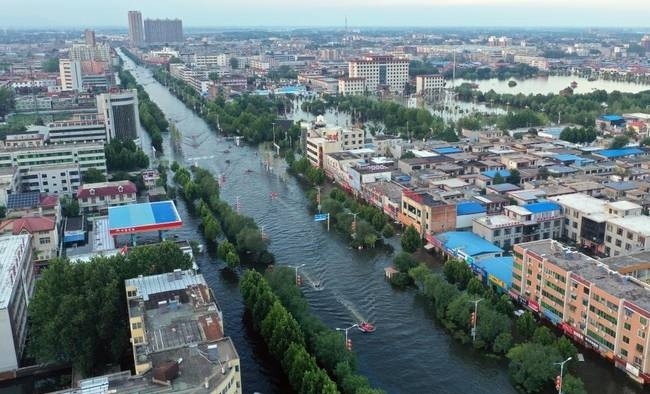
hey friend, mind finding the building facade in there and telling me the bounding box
[338,77,366,95]
[77,180,138,214]
[512,240,650,384]
[19,163,81,196]
[47,115,108,145]
[96,90,140,142]
[415,74,445,96]
[128,11,144,47]
[144,18,183,44]
[0,217,58,262]
[59,59,83,92]
[0,234,33,374]
[0,143,106,176]
[347,55,409,94]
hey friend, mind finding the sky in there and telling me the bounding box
[0,0,648,28]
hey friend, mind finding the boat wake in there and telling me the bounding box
[334,291,368,323]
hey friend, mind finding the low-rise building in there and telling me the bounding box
[415,74,445,97]
[6,192,61,223]
[0,234,33,374]
[400,189,456,237]
[0,142,107,176]
[77,180,137,215]
[19,163,81,196]
[338,76,366,95]
[0,217,58,262]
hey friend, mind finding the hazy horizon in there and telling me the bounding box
[1,0,649,29]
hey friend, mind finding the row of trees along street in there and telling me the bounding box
[152,67,301,146]
[27,242,193,375]
[300,94,459,142]
[117,65,168,152]
[241,269,385,394]
[171,163,273,267]
[407,259,587,394]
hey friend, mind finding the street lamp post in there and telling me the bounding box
[336,324,358,351]
[292,264,306,286]
[348,212,359,238]
[469,298,483,342]
[554,357,572,394]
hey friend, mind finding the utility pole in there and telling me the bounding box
[315,186,322,213]
[336,323,357,352]
[235,196,241,213]
[348,212,359,238]
[554,357,572,394]
[469,298,483,342]
[293,264,306,286]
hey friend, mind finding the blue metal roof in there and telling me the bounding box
[488,183,520,192]
[433,147,462,154]
[554,154,583,162]
[524,201,561,213]
[595,148,643,158]
[600,115,625,122]
[456,202,486,215]
[482,169,511,179]
[108,201,181,231]
[475,256,513,290]
[605,181,638,191]
[435,231,503,257]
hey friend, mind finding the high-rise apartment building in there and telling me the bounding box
[0,234,34,373]
[128,11,144,47]
[144,18,183,44]
[84,29,96,46]
[96,90,140,142]
[59,59,83,92]
[347,54,409,95]
[512,240,650,384]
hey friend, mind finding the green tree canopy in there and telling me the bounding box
[82,168,107,183]
[401,225,422,253]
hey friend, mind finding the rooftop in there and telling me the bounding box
[607,200,642,211]
[487,183,521,193]
[594,147,644,159]
[434,231,503,257]
[77,180,137,198]
[607,216,650,236]
[518,239,650,313]
[6,192,40,210]
[550,193,606,214]
[482,169,511,179]
[524,201,562,214]
[457,201,486,216]
[0,234,31,309]
[108,201,182,236]
[600,250,650,273]
[604,181,638,192]
[125,269,206,301]
[474,256,513,289]
[474,214,520,228]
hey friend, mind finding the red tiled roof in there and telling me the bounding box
[77,180,137,199]
[198,313,223,341]
[0,216,56,235]
[39,194,59,208]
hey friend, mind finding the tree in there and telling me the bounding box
[0,87,15,118]
[82,168,107,183]
[532,326,555,346]
[640,137,650,147]
[492,171,505,185]
[208,72,220,82]
[467,277,486,295]
[401,225,422,253]
[493,332,513,354]
[381,223,395,238]
[42,56,60,72]
[537,166,549,180]
[507,343,560,393]
[609,135,629,149]
[393,252,418,272]
[61,195,80,217]
[508,169,521,185]
[408,264,430,290]
[516,312,537,340]
[562,373,587,394]
[443,259,473,289]
[230,57,239,69]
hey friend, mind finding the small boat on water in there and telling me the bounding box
[358,322,375,333]
[245,169,254,173]
[508,80,517,87]
[225,159,231,164]
[571,81,578,88]
[223,149,230,154]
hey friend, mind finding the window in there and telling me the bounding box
[131,322,142,330]
[39,237,51,245]
[636,344,644,353]
[623,336,630,344]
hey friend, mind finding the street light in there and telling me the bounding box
[348,212,360,237]
[336,324,358,351]
[469,298,483,342]
[291,264,306,286]
[554,357,572,394]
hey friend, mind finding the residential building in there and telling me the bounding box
[6,192,61,223]
[96,90,140,142]
[144,18,183,44]
[415,74,445,96]
[347,55,409,94]
[19,163,81,196]
[0,167,18,207]
[472,202,563,250]
[605,215,650,257]
[400,189,456,237]
[0,143,106,176]
[125,270,241,393]
[511,240,650,384]
[128,11,144,47]
[305,124,366,168]
[69,43,111,62]
[338,77,366,95]
[77,180,138,214]
[47,115,108,145]
[193,53,228,68]
[0,234,33,374]
[59,59,83,91]
[0,217,58,262]
[84,29,96,46]
[347,164,392,195]
[551,193,608,245]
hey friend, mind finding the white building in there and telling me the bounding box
[59,59,83,92]
[0,234,34,373]
[96,90,140,142]
[19,163,81,196]
[306,123,367,167]
[338,77,366,95]
[193,53,228,68]
[415,74,445,96]
[47,116,108,145]
[347,54,409,94]
[77,180,138,215]
[69,43,111,62]
[513,55,549,71]
[0,142,107,176]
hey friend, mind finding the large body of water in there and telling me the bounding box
[115,50,645,394]
[454,75,650,95]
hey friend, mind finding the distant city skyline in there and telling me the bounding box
[0,0,648,28]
